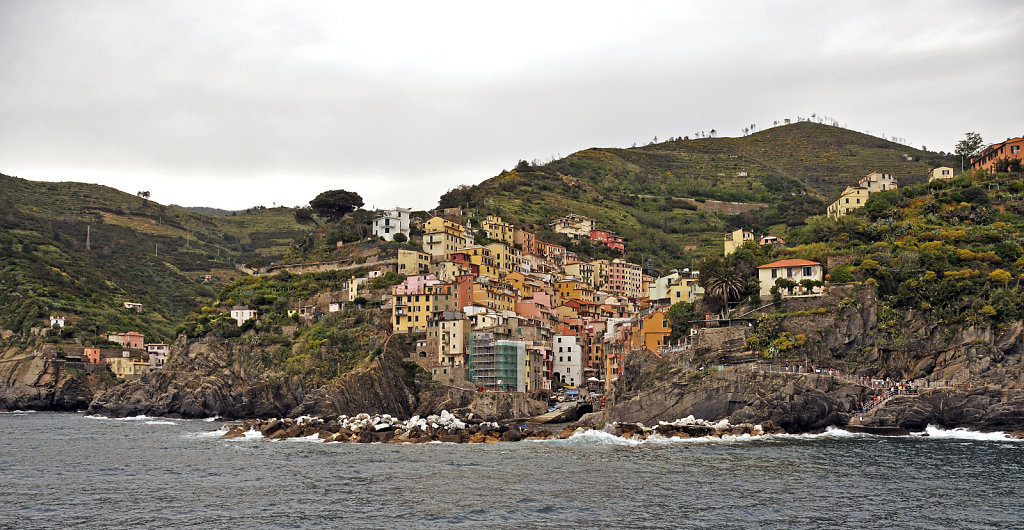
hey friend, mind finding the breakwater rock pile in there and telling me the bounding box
[216,411,779,444]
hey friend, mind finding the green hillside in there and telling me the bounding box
[440,122,954,269]
[0,174,310,343]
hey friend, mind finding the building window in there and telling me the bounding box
[804,266,812,276]
[771,269,777,279]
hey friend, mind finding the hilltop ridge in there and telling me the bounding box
[440,122,953,266]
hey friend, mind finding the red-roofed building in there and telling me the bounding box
[757,259,823,297]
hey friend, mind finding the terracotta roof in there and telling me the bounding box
[757,259,820,269]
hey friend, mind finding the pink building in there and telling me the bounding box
[394,274,442,296]
[607,260,643,299]
[107,331,144,349]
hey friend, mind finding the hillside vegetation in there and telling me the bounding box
[440,122,954,268]
[0,174,309,343]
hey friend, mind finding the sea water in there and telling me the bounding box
[1,412,1023,528]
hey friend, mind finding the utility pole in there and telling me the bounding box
[155,243,159,257]
[85,225,91,250]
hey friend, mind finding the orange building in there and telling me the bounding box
[631,311,670,352]
[971,137,1024,173]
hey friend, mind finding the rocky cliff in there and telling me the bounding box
[86,334,420,419]
[84,334,546,421]
[598,284,1024,433]
[0,343,112,411]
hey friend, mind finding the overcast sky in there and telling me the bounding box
[2,1,1022,211]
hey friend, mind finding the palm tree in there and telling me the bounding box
[700,267,744,318]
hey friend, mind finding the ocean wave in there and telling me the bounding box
[917,425,1022,441]
[0,410,37,414]
[144,420,179,425]
[84,414,163,421]
[282,433,322,443]
[767,426,871,440]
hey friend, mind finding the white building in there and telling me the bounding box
[757,259,824,297]
[552,334,583,387]
[372,207,412,242]
[49,315,65,328]
[230,306,259,327]
[858,171,897,193]
[146,343,169,369]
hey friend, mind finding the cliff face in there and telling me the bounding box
[600,354,870,432]
[87,335,420,419]
[603,285,1024,433]
[0,344,112,411]
[85,334,546,421]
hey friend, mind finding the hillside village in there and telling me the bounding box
[198,170,903,396]
[15,130,1024,413]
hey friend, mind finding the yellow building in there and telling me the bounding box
[423,216,467,257]
[461,245,500,279]
[504,271,533,298]
[108,354,150,379]
[590,259,609,291]
[827,186,871,218]
[392,292,433,332]
[724,228,754,256]
[481,215,515,244]
[485,242,522,275]
[398,249,431,276]
[555,278,595,305]
[471,281,516,312]
[929,166,955,182]
[431,260,469,283]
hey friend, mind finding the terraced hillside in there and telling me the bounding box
[441,122,954,268]
[0,174,310,342]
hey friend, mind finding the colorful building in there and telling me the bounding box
[481,215,515,244]
[590,229,624,252]
[929,166,955,182]
[422,216,467,257]
[858,171,897,193]
[971,137,1024,173]
[397,249,431,276]
[549,214,595,240]
[513,229,537,255]
[107,331,144,349]
[757,259,824,297]
[724,228,754,256]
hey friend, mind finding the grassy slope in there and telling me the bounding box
[443,122,954,269]
[0,174,310,342]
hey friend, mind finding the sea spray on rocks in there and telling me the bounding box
[218,412,783,443]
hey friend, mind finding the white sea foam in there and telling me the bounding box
[144,420,178,425]
[0,410,37,414]
[284,433,323,443]
[202,417,218,422]
[195,428,230,438]
[84,414,161,421]
[918,425,1021,441]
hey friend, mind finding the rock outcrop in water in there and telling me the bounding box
[214,411,775,444]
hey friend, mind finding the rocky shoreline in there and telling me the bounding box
[216,411,780,444]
